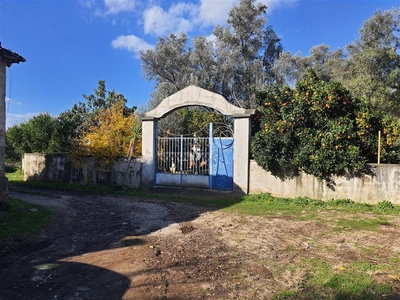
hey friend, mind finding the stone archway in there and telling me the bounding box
[141,85,254,193]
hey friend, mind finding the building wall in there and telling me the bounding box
[0,60,7,202]
[249,160,400,204]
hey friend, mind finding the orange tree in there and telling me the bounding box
[73,100,141,165]
[251,69,400,182]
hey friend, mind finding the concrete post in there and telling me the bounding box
[141,118,157,187]
[0,60,8,202]
[233,115,252,193]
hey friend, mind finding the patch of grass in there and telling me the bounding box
[0,198,51,240]
[373,200,400,214]
[272,258,394,300]
[354,243,379,255]
[272,290,297,300]
[5,167,24,182]
[163,195,241,209]
[323,245,335,253]
[222,193,303,216]
[10,179,121,194]
[223,193,400,220]
[334,216,390,232]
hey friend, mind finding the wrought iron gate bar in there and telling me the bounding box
[157,137,209,175]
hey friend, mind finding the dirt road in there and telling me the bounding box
[1,186,400,300]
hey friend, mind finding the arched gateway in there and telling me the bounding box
[141,85,254,193]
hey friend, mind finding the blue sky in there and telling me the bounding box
[1,0,399,128]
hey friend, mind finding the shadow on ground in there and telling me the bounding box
[0,185,243,300]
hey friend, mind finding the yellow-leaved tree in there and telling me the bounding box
[75,100,141,165]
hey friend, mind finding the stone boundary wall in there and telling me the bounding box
[22,153,142,189]
[249,160,400,205]
[22,153,400,204]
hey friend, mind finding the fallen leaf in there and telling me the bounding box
[388,275,400,281]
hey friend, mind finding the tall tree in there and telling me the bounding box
[213,0,282,107]
[272,8,400,116]
[252,69,400,184]
[342,8,400,115]
[63,80,136,137]
[6,81,135,160]
[73,100,140,164]
[272,44,344,87]
[140,34,230,135]
[6,113,64,160]
[140,0,283,113]
[141,33,192,96]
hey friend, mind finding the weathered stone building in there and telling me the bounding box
[0,43,25,202]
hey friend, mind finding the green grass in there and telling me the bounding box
[272,259,395,300]
[223,193,400,220]
[0,198,51,240]
[333,216,391,232]
[5,166,24,182]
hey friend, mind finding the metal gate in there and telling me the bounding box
[209,123,234,190]
[156,123,234,190]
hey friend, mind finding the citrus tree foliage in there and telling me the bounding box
[251,70,400,182]
[73,101,140,164]
[6,113,68,160]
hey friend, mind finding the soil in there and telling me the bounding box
[1,185,400,300]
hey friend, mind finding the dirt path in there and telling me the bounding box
[1,187,400,299]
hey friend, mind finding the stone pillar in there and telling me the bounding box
[0,60,8,202]
[141,118,157,187]
[233,115,252,193]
